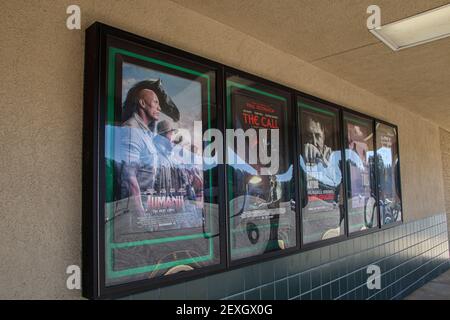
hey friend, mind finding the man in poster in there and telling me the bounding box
[118,80,169,217]
[301,112,343,242]
[304,115,332,167]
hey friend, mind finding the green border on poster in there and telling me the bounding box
[226,80,293,257]
[105,47,215,279]
[298,101,336,117]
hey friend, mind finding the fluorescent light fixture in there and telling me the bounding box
[370,4,450,51]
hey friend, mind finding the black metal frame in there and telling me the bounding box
[83,22,403,300]
[293,91,404,251]
[223,67,301,268]
[374,119,404,230]
[83,22,229,300]
[341,109,378,237]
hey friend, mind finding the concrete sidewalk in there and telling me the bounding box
[405,269,450,300]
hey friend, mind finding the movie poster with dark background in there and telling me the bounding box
[299,102,344,244]
[227,77,296,261]
[344,115,377,233]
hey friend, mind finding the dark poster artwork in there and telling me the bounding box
[299,102,344,244]
[376,122,402,225]
[103,44,219,286]
[227,78,296,261]
[344,116,377,233]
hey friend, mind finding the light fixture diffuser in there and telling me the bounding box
[370,4,450,51]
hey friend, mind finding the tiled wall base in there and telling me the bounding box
[126,213,449,300]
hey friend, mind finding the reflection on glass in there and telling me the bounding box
[299,102,344,244]
[376,122,402,225]
[344,115,378,233]
[104,47,219,286]
[227,76,296,262]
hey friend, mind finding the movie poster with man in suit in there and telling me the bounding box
[299,102,344,244]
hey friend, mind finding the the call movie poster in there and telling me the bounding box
[227,80,296,261]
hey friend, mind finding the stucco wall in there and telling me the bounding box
[0,0,446,299]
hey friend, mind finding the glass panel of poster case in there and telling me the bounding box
[298,98,345,244]
[375,122,402,225]
[343,113,378,233]
[226,73,297,262]
[102,35,222,288]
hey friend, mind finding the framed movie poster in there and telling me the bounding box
[83,23,224,299]
[226,72,297,263]
[375,122,402,225]
[343,112,378,233]
[298,97,345,244]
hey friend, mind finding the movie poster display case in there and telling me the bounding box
[225,72,298,264]
[83,23,226,299]
[343,112,378,234]
[83,23,403,299]
[297,97,346,245]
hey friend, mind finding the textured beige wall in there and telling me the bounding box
[0,0,446,299]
